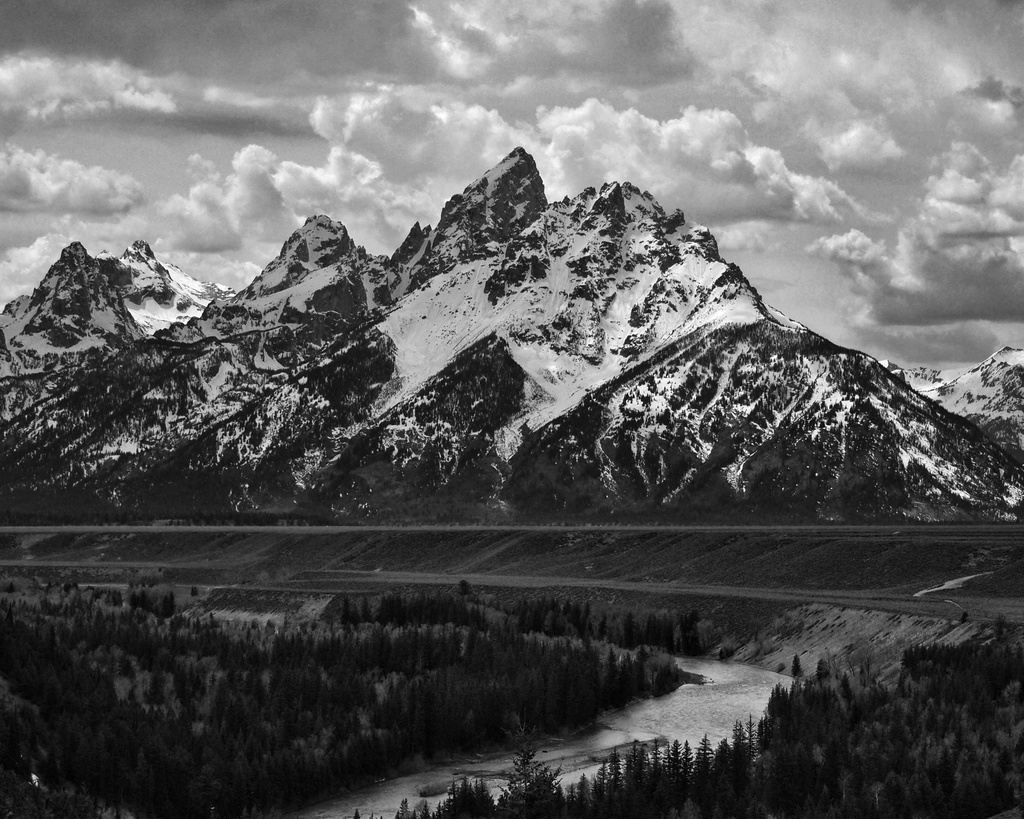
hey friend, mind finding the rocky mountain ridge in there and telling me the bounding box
[1,148,1023,523]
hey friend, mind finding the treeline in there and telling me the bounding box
[374,593,710,657]
[0,585,693,819]
[419,641,1024,819]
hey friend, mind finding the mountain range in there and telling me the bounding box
[1,148,1023,523]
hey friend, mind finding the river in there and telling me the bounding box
[288,658,790,819]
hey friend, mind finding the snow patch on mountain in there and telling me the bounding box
[915,346,1024,459]
[196,216,397,353]
[378,175,803,434]
[116,240,234,334]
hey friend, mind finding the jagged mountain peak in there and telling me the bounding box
[477,146,543,194]
[190,215,397,359]
[985,345,1024,365]
[118,240,171,281]
[46,241,130,292]
[60,241,91,265]
[435,147,547,239]
[0,240,142,357]
[399,149,549,294]
[240,215,360,301]
[900,345,1024,463]
[114,240,234,334]
[391,221,432,266]
[124,239,156,260]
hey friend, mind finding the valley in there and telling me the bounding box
[2,524,1020,819]
[3,524,1023,628]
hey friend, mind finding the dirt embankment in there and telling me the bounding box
[731,603,998,681]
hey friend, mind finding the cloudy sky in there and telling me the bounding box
[1,0,1023,366]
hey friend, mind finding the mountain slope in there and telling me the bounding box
[503,323,1022,520]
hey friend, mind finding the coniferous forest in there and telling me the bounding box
[1,580,1022,819]
[425,644,1024,819]
[0,582,699,818]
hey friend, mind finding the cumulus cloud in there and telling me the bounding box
[0,54,175,130]
[714,221,777,253]
[0,144,144,215]
[162,148,297,254]
[144,87,869,268]
[310,90,536,188]
[811,120,906,172]
[0,52,319,141]
[808,142,1024,328]
[808,229,889,272]
[161,143,431,258]
[0,232,72,305]
[274,148,436,251]
[310,89,866,235]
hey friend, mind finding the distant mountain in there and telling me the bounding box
[1,149,1023,522]
[180,215,397,369]
[0,241,233,376]
[0,242,143,366]
[909,347,1024,463]
[117,240,234,334]
[879,360,953,392]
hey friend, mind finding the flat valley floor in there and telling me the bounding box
[2,525,1022,631]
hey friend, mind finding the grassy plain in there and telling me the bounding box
[1,525,1022,633]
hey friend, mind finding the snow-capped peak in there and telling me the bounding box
[0,241,143,361]
[237,215,359,302]
[378,155,800,433]
[983,345,1024,366]
[124,239,157,261]
[189,215,398,358]
[116,241,234,335]
[398,147,548,296]
[894,345,1024,461]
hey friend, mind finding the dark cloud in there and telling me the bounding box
[854,322,1001,366]
[876,235,1024,325]
[966,75,1024,114]
[595,0,691,83]
[888,0,1023,10]
[1,0,696,93]
[0,0,438,82]
[453,24,497,57]
[121,108,316,139]
[488,0,694,88]
[811,227,1024,326]
[809,142,1024,329]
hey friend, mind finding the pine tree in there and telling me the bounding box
[497,736,561,819]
